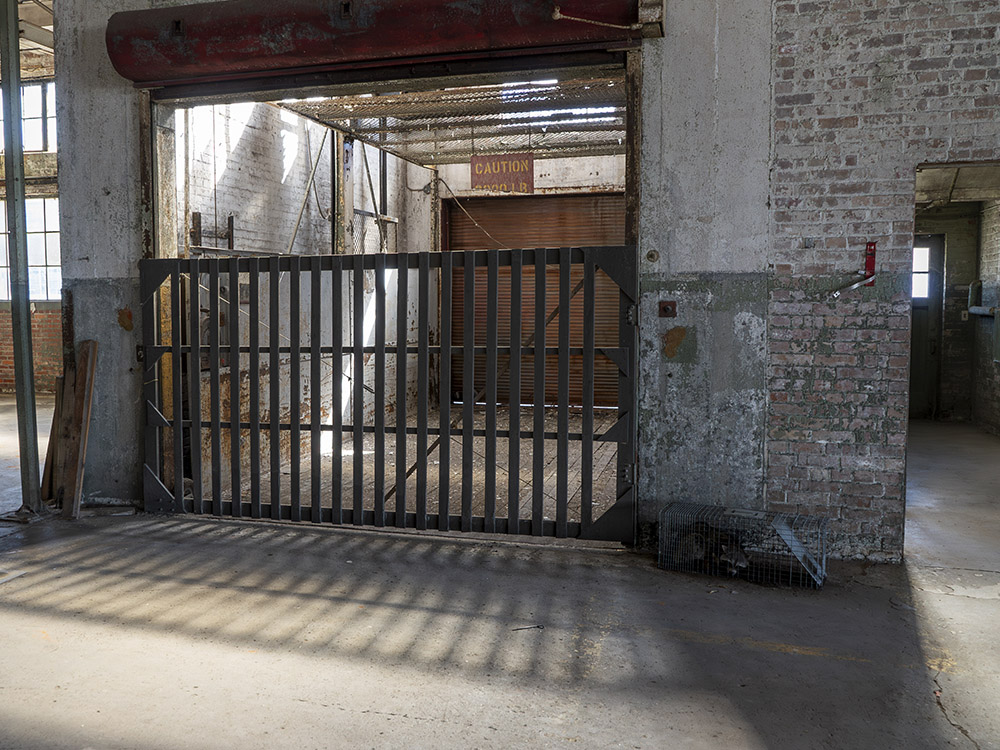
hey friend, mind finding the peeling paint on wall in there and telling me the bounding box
[662,327,687,358]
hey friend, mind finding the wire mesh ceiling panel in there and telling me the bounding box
[278,73,627,166]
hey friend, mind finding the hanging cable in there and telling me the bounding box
[304,127,332,221]
[286,128,329,255]
[552,4,643,30]
[435,176,509,250]
[360,141,387,253]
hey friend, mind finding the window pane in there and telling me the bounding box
[47,266,62,300]
[0,203,6,233]
[44,198,59,230]
[0,269,9,301]
[27,233,46,265]
[21,86,42,119]
[912,272,929,298]
[25,199,45,231]
[46,233,60,265]
[28,266,46,299]
[913,246,930,273]
[47,118,57,152]
[46,82,55,112]
[22,120,44,151]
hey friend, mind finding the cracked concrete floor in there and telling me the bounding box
[0,418,995,748]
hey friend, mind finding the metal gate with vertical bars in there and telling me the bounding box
[140,246,636,542]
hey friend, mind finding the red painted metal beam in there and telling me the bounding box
[107,0,641,87]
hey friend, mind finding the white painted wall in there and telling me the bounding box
[174,103,335,255]
[437,154,625,196]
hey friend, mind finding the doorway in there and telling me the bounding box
[907,163,1000,567]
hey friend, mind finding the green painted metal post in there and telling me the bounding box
[0,0,43,517]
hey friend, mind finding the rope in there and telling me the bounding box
[435,176,510,250]
[552,5,643,31]
[304,128,332,221]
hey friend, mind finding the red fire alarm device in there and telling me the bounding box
[865,241,876,286]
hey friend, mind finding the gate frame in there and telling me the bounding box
[140,47,643,546]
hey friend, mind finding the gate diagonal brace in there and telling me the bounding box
[596,415,630,444]
[591,245,637,300]
[599,347,630,376]
[386,270,587,502]
[146,401,171,429]
[143,464,175,514]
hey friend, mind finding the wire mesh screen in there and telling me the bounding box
[279,74,627,164]
[658,502,828,588]
[352,212,397,255]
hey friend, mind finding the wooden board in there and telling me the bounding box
[40,375,63,503]
[56,340,99,520]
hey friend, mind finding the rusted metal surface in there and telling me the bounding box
[470,153,534,194]
[446,194,626,406]
[106,0,641,87]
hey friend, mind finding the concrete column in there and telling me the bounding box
[636,0,773,532]
[55,0,153,503]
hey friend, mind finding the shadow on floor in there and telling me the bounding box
[0,515,959,748]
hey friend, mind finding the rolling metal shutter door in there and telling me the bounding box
[448,194,625,407]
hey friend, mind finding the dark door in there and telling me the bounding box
[909,235,945,418]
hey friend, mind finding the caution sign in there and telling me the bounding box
[471,153,534,194]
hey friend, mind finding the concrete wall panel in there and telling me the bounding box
[55,0,159,502]
[635,0,772,536]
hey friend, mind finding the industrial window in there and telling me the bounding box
[0,197,61,301]
[0,81,57,153]
[912,245,930,299]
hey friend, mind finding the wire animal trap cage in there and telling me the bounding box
[658,502,828,588]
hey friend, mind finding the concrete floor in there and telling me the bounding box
[0,405,997,748]
[0,394,54,516]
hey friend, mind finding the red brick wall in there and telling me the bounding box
[767,1,1000,560]
[0,302,63,392]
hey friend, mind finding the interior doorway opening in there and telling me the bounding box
[906,163,1000,568]
[142,52,640,542]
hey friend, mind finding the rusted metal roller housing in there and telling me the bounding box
[106,0,642,87]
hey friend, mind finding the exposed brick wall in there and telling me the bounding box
[982,201,1000,287]
[0,302,63,392]
[181,103,333,256]
[974,200,1000,434]
[767,1,1000,560]
[914,204,980,421]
